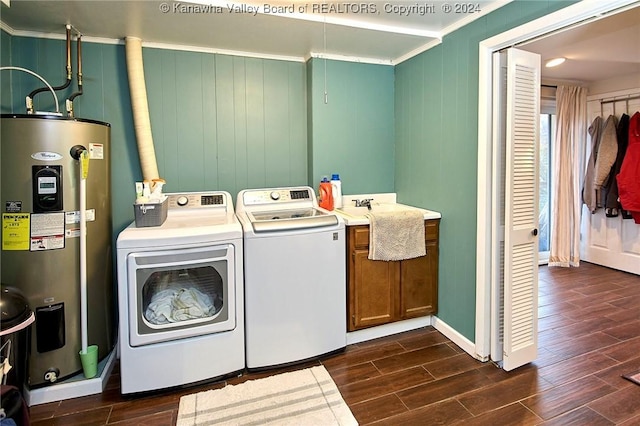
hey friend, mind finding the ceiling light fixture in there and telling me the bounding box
[545,57,566,68]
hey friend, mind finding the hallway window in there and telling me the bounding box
[539,85,556,264]
[539,113,555,259]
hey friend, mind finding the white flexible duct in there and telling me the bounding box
[124,37,160,181]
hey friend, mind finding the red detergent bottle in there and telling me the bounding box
[318,176,334,210]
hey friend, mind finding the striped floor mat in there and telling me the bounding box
[176,365,358,425]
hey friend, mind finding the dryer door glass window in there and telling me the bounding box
[126,244,236,347]
[142,265,225,326]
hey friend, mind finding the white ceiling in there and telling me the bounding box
[520,4,640,83]
[0,0,508,63]
[1,0,639,81]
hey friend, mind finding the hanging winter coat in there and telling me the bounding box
[583,116,603,213]
[604,114,629,216]
[616,111,640,224]
[593,114,618,207]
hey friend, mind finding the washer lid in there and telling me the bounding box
[248,208,338,232]
[250,207,323,221]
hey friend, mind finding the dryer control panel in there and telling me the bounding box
[165,192,228,210]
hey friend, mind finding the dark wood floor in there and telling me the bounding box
[29,262,640,425]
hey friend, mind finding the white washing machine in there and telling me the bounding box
[236,186,346,370]
[116,191,244,394]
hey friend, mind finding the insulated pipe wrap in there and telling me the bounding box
[125,37,160,181]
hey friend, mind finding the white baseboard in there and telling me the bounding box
[432,316,487,361]
[24,347,117,406]
[346,316,432,345]
[346,316,487,363]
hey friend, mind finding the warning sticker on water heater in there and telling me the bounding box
[89,143,104,160]
[2,213,30,251]
[65,209,96,224]
[30,212,65,251]
[30,235,64,251]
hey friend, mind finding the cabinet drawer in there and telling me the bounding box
[352,227,370,249]
[425,220,439,241]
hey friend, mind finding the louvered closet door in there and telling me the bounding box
[501,48,541,371]
[490,50,507,365]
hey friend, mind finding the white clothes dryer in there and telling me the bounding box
[116,191,244,394]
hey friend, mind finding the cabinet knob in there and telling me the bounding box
[532,228,538,236]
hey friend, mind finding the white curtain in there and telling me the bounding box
[548,85,587,267]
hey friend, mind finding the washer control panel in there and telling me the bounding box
[241,187,313,206]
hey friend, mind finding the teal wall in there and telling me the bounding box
[1,30,11,112]
[143,49,308,195]
[394,0,576,340]
[0,37,309,237]
[307,58,395,195]
[1,35,394,244]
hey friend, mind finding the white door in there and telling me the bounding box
[491,48,540,371]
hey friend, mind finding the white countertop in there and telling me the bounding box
[333,193,441,226]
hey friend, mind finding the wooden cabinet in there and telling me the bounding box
[347,219,439,331]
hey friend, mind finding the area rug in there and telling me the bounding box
[623,370,640,386]
[176,365,358,425]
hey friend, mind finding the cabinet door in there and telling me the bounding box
[400,239,438,318]
[350,249,400,330]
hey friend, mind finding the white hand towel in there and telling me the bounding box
[145,287,215,324]
[172,288,214,321]
[145,289,176,324]
[367,209,426,261]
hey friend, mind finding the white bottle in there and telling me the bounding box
[331,174,343,208]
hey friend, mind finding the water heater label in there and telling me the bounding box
[89,143,104,160]
[30,212,65,251]
[5,201,22,213]
[31,151,63,161]
[65,209,96,224]
[2,213,30,251]
[66,228,80,238]
[31,235,64,251]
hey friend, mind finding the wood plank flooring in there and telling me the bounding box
[29,262,640,425]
